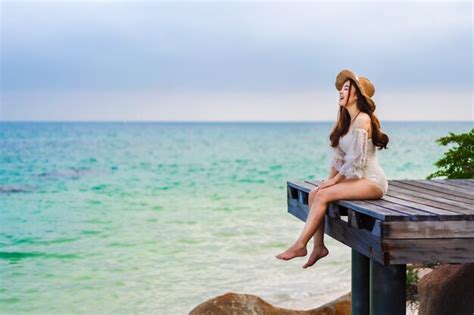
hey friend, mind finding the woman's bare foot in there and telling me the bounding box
[302,246,329,268]
[275,243,307,261]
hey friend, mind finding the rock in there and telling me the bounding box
[418,263,474,315]
[311,292,351,315]
[189,292,351,315]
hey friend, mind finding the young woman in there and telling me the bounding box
[275,69,389,268]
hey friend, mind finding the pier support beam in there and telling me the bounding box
[351,249,370,315]
[370,259,406,315]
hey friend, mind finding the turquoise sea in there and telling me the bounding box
[0,121,472,314]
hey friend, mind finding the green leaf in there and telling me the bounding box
[425,128,474,179]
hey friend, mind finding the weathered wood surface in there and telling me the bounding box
[382,238,474,264]
[287,179,474,265]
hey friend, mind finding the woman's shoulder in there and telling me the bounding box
[353,113,371,131]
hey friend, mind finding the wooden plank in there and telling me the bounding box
[327,203,342,219]
[324,215,385,264]
[383,193,469,218]
[365,195,462,220]
[382,220,474,239]
[456,179,474,187]
[426,180,474,193]
[398,180,474,200]
[348,209,361,228]
[308,179,323,186]
[347,210,382,237]
[440,179,474,186]
[372,220,382,237]
[383,238,474,264]
[288,179,317,193]
[407,179,474,200]
[287,185,298,200]
[428,179,471,193]
[304,180,409,221]
[362,197,443,221]
[390,181,474,208]
[380,189,472,219]
[408,180,474,197]
[385,185,473,214]
[382,194,474,221]
[431,179,474,190]
[288,198,309,222]
[328,205,381,236]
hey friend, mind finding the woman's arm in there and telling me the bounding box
[325,130,368,187]
[323,149,345,189]
[317,167,344,191]
[323,168,344,186]
[327,166,338,180]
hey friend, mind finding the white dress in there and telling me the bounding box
[329,127,389,197]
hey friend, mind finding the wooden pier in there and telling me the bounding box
[287,179,474,315]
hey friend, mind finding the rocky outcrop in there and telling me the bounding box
[189,292,351,315]
[418,263,474,315]
[305,292,351,315]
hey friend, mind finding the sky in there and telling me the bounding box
[0,1,472,121]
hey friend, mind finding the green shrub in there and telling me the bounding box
[426,128,474,179]
[406,264,419,309]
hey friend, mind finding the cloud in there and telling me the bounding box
[0,1,472,121]
[1,1,471,92]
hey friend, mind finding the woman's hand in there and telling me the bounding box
[316,178,337,191]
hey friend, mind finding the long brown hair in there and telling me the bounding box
[329,79,389,150]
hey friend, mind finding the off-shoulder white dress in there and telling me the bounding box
[329,127,389,198]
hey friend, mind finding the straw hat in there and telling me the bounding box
[335,69,376,112]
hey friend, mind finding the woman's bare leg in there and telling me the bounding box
[276,188,329,268]
[275,197,328,260]
[275,177,383,264]
[298,190,330,267]
[302,215,329,268]
[305,177,353,252]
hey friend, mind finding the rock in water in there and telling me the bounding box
[189,292,351,315]
[418,263,474,315]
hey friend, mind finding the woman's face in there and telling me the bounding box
[339,80,357,107]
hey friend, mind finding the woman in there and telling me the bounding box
[275,69,389,268]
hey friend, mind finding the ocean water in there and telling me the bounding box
[0,121,471,314]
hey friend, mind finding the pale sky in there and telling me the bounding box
[1,1,472,121]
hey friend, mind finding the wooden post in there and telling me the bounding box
[351,249,370,315]
[370,259,406,315]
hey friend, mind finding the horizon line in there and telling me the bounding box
[0,120,472,123]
